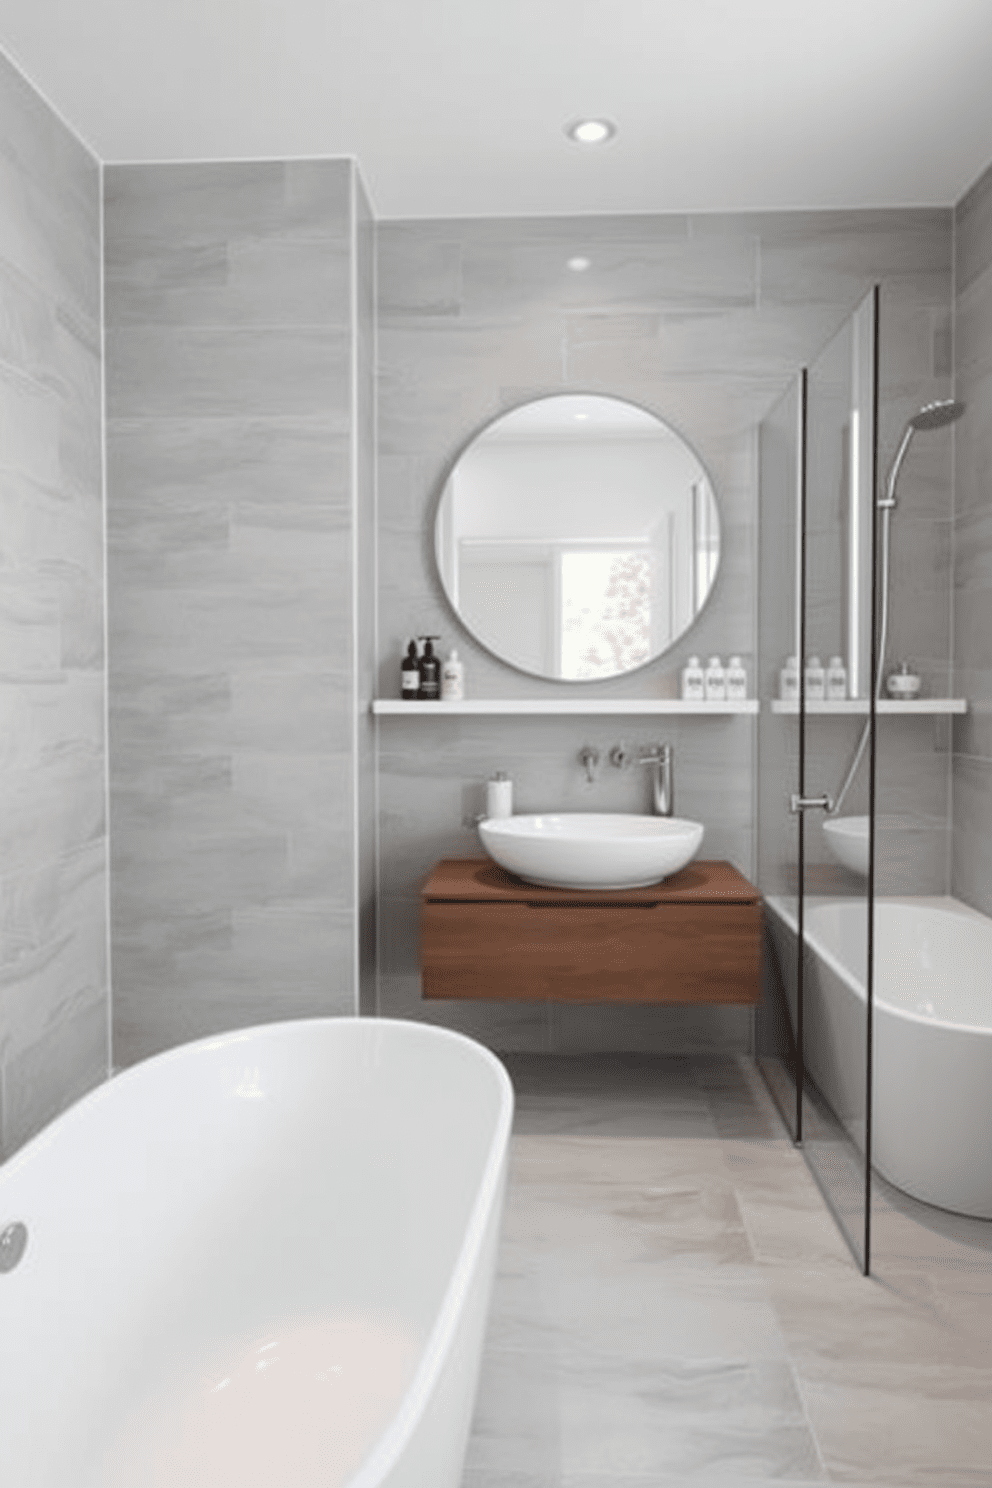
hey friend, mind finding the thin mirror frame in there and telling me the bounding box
[432,392,722,683]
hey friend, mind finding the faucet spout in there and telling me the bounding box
[638,743,673,816]
[578,745,600,785]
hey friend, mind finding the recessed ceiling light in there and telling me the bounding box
[567,256,592,272]
[565,118,616,146]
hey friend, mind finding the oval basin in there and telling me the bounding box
[822,815,869,877]
[478,812,704,890]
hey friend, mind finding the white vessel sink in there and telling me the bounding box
[823,815,869,877]
[478,812,704,890]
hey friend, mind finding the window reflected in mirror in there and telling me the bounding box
[435,394,720,681]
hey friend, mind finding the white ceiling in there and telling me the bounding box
[2,0,992,219]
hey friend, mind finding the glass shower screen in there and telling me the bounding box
[800,288,878,1272]
[757,288,878,1273]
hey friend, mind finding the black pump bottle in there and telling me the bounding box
[401,639,421,700]
[418,636,441,701]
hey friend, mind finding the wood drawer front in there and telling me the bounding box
[422,900,761,1004]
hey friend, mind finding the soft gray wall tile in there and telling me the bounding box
[0,53,101,322]
[378,970,551,1054]
[756,209,951,305]
[0,53,107,1157]
[105,237,354,330]
[951,757,992,919]
[953,167,992,917]
[376,207,953,1052]
[1,989,107,1156]
[106,325,351,419]
[952,363,992,519]
[107,416,352,508]
[951,671,992,761]
[113,904,356,1068]
[105,159,364,1064]
[104,161,352,247]
[954,160,992,294]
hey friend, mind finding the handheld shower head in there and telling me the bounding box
[833,393,965,815]
[880,398,966,510]
[909,398,966,432]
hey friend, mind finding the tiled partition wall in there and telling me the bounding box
[953,162,992,914]
[105,160,374,1067]
[376,209,953,1055]
[0,54,107,1155]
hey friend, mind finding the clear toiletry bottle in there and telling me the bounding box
[704,655,726,702]
[681,655,705,701]
[725,655,747,701]
[804,655,826,702]
[486,771,513,819]
[401,639,421,700]
[826,655,848,701]
[441,647,464,702]
[779,655,800,702]
[418,636,441,701]
[886,661,921,698]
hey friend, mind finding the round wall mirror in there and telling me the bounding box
[434,394,720,681]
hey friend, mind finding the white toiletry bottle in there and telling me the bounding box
[826,655,848,701]
[681,655,705,701]
[704,655,726,701]
[779,655,800,702]
[486,772,513,819]
[804,655,826,701]
[441,647,464,701]
[725,655,747,701]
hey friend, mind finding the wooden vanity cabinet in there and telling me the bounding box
[421,859,761,1005]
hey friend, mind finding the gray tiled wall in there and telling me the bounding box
[0,51,108,1156]
[952,162,992,916]
[377,208,954,1053]
[105,160,367,1066]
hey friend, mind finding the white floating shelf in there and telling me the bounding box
[373,699,759,716]
[769,698,967,715]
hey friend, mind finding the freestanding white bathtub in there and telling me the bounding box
[0,1017,513,1488]
[766,895,992,1220]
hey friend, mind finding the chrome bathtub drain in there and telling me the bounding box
[0,1221,28,1272]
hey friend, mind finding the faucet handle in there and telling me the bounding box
[578,745,600,783]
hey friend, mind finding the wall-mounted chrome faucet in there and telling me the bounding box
[605,740,674,815]
[637,743,674,817]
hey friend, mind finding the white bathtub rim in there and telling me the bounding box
[0,1017,515,1488]
[0,1015,511,1175]
[765,893,992,1037]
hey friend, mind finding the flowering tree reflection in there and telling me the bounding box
[561,550,652,679]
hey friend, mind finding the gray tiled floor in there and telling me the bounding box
[464,1054,992,1488]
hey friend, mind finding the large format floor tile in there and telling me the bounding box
[465,1054,992,1488]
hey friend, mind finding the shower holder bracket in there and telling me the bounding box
[790,793,834,814]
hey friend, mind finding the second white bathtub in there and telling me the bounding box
[766,895,992,1220]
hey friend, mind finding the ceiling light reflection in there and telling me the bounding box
[564,118,616,145]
